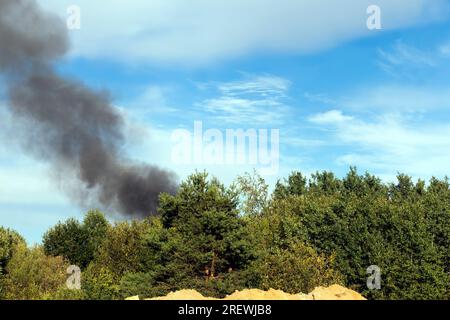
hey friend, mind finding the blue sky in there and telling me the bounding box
[2,0,450,243]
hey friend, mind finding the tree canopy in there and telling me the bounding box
[1,169,449,300]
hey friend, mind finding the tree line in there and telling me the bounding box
[1,168,449,300]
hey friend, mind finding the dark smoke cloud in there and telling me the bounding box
[0,0,68,69]
[0,0,178,217]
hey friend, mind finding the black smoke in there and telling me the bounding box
[0,0,178,217]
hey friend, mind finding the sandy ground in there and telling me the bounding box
[126,284,366,300]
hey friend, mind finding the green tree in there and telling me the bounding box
[156,172,255,296]
[267,170,450,299]
[244,205,342,294]
[254,241,342,294]
[119,272,158,299]
[82,263,120,300]
[43,210,109,268]
[273,171,307,199]
[235,170,269,216]
[423,177,450,281]
[43,218,86,267]
[2,244,68,300]
[0,227,25,298]
[94,220,149,278]
[0,227,25,274]
[309,171,342,195]
[82,210,110,264]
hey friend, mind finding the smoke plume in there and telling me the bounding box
[0,0,178,217]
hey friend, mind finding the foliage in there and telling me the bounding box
[253,241,342,294]
[45,288,86,300]
[2,169,450,300]
[81,263,120,300]
[43,210,109,268]
[268,168,450,299]
[0,227,25,274]
[273,171,307,199]
[94,219,150,278]
[158,172,254,282]
[2,244,68,300]
[119,272,159,298]
[0,227,26,298]
[235,170,269,216]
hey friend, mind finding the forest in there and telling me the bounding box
[1,168,449,300]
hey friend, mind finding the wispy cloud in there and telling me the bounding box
[340,117,450,178]
[39,0,450,65]
[308,110,353,124]
[197,75,292,124]
[378,40,436,68]
[302,83,450,115]
[344,84,450,112]
[376,38,450,79]
[218,75,290,98]
[128,86,179,116]
[309,110,450,178]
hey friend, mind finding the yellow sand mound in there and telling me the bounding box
[224,288,308,300]
[151,289,214,300]
[308,284,366,300]
[127,285,365,300]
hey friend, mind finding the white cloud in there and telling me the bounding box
[344,85,450,113]
[375,39,450,78]
[378,41,437,68]
[340,117,450,177]
[128,86,179,116]
[218,76,290,98]
[308,110,353,124]
[197,75,292,124]
[38,0,450,65]
[312,111,450,178]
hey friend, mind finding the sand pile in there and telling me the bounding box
[126,284,365,300]
[224,288,308,300]
[308,284,366,300]
[150,290,213,300]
